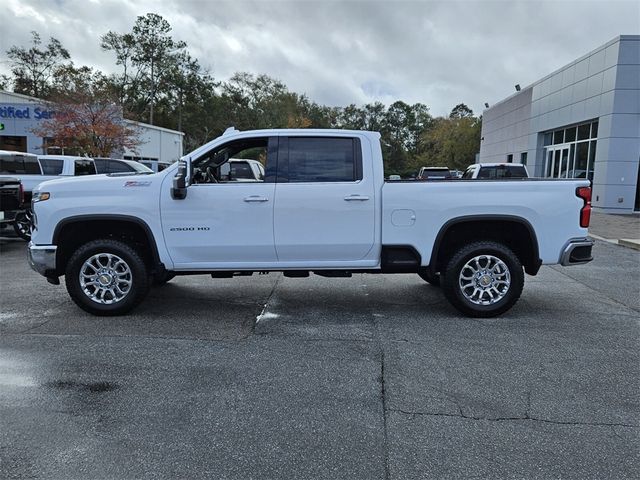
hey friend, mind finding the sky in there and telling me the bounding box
[1,0,638,117]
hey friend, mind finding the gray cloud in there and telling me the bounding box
[2,0,638,116]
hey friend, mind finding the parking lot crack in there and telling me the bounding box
[365,277,390,480]
[388,408,639,428]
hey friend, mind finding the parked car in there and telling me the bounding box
[0,176,28,239]
[140,160,172,173]
[94,158,154,174]
[387,174,402,181]
[449,169,464,179]
[462,163,529,180]
[417,167,453,180]
[29,127,593,318]
[218,158,265,182]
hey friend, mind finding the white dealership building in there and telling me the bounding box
[0,90,183,164]
[479,35,640,213]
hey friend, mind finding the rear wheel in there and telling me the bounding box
[65,239,150,316]
[442,241,524,318]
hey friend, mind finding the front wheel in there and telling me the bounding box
[13,211,31,241]
[65,239,150,316]
[442,241,524,318]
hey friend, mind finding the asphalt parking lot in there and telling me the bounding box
[1,237,638,479]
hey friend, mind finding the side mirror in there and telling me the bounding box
[171,159,190,200]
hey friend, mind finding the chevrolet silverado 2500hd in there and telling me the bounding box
[28,128,594,317]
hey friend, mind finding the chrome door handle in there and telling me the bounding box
[244,196,269,202]
[344,194,370,201]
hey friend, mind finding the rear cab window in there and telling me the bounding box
[39,158,64,175]
[0,153,41,174]
[284,137,362,182]
[74,159,97,176]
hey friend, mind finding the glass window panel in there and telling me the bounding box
[543,133,552,146]
[574,142,589,178]
[39,158,64,175]
[553,130,564,145]
[560,149,569,178]
[591,121,598,138]
[553,150,561,177]
[545,150,553,177]
[565,127,577,142]
[288,137,357,182]
[74,159,97,176]
[569,144,576,177]
[520,152,528,166]
[587,140,597,182]
[577,123,590,140]
[108,160,134,173]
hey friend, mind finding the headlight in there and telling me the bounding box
[32,192,50,203]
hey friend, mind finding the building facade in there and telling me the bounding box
[479,35,640,213]
[0,90,184,164]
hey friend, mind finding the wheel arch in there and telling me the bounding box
[52,214,163,276]
[429,215,541,276]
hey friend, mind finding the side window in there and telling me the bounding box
[192,137,272,184]
[39,159,64,175]
[93,159,108,174]
[287,137,360,183]
[74,159,97,176]
[477,167,495,179]
[108,160,134,173]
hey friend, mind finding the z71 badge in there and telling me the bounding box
[124,181,152,187]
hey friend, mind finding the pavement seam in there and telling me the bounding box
[247,273,282,337]
[364,276,390,480]
[387,408,639,428]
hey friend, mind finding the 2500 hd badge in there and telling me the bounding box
[169,226,210,231]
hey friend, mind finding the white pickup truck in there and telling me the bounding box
[28,128,594,317]
[0,151,97,200]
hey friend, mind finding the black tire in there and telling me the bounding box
[65,239,150,316]
[152,271,176,286]
[13,211,31,241]
[418,269,440,287]
[442,241,524,318]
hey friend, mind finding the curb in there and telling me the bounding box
[619,239,640,251]
[590,234,640,251]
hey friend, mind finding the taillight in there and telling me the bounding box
[576,186,591,228]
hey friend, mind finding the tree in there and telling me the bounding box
[418,114,482,170]
[6,31,70,98]
[449,103,474,119]
[32,67,142,157]
[102,13,188,125]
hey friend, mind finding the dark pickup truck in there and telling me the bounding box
[0,177,29,239]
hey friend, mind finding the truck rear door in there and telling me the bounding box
[273,135,375,263]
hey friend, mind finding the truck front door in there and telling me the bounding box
[160,136,278,269]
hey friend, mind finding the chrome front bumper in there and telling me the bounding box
[28,242,57,276]
[560,238,594,266]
